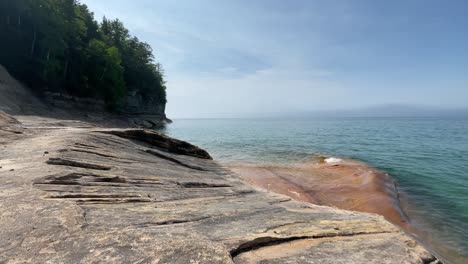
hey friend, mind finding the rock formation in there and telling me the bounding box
[0,114,441,263]
[0,65,169,129]
[120,90,166,116]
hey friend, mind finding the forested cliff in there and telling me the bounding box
[0,0,166,112]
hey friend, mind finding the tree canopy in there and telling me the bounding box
[0,0,166,108]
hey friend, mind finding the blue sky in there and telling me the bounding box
[81,0,468,118]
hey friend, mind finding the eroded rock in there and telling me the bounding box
[99,129,212,159]
[0,116,440,263]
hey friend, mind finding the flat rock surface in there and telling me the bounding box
[0,115,439,263]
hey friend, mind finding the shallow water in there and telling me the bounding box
[163,117,468,263]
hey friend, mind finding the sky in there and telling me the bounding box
[80,0,468,118]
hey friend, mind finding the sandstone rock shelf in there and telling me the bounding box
[0,114,440,263]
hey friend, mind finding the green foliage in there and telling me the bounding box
[0,0,167,107]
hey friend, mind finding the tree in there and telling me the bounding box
[0,0,167,108]
[86,39,125,103]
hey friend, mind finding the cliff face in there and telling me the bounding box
[0,64,166,118]
[120,90,166,116]
[0,64,169,128]
[43,91,167,117]
[0,114,440,263]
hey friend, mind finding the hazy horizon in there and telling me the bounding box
[167,104,468,119]
[80,0,468,118]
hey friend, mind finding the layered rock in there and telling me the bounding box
[0,64,169,129]
[0,114,440,263]
[120,90,166,116]
[43,92,107,113]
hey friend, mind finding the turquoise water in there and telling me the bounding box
[163,117,468,263]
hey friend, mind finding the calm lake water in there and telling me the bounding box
[163,117,468,263]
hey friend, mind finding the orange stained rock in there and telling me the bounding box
[230,158,409,228]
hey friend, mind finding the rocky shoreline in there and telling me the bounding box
[0,113,441,263]
[0,61,442,264]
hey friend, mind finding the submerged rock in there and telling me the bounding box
[0,114,440,263]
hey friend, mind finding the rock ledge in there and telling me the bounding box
[0,115,440,263]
